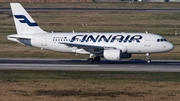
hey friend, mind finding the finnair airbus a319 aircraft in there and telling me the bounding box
[7,3,174,64]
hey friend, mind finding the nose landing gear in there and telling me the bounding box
[146,53,151,64]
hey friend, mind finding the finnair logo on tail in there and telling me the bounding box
[14,15,38,27]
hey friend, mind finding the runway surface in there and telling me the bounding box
[1,8,180,12]
[0,58,180,72]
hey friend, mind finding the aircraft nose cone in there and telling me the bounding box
[166,42,174,51]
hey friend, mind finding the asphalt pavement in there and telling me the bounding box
[0,58,179,72]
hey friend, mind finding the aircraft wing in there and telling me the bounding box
[59,42,104,49]
[59,42,117,54]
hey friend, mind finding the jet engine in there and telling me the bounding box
[103,49,122,60]
[103,49,132,60]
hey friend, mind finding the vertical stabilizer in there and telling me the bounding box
[10,3,46,34]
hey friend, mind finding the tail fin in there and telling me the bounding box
[10,3,46,34]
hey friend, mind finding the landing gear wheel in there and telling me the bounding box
[94,56,101,62]
[87,58,94,64]
[147,59,151,64]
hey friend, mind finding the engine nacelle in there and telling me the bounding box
[103,49,122,60]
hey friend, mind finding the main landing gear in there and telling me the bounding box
[87,54,101,64]
[87,58,94,64]
[146,53,151,64]
[87,53,151,64]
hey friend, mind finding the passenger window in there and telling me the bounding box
[157,39,160,42]
[161,39,163,42]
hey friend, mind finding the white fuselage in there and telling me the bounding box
[7,32,174,55]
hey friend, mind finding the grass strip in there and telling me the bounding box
[0,70,180,101]
[0,70,180,82]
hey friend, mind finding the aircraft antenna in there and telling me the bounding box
[72,30,75,33]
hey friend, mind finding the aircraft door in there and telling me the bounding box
[145,35,151,47]
[41,34,47,46]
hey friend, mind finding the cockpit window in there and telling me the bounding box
[163,39,167,41]
[157,38,167,42]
